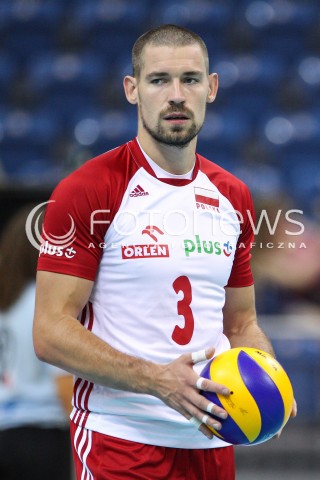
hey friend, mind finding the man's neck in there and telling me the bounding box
[137,131,197,175]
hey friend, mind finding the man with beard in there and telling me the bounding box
[33,24,296,480]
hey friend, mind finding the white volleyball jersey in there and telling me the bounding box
[38,138,255,449]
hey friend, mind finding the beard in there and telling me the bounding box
[139,104,204,149]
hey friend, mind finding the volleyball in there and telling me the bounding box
[200,347,294,446]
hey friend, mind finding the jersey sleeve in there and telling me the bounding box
[226,182,255,288]
[37,166,113,281]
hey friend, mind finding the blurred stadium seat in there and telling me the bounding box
[272,337,320,423]
[25,51,108,124]
[72,0,148,61]
[0,0,318,216]
[0,107,62,181]
[1,0,64,62]
[0,54,18,102]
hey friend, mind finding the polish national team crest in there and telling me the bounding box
[194,187,219,211]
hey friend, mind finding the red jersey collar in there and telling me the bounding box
[128,137,200,186]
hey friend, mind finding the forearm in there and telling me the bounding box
[226,321,275,356]
[34,312,230,439]
[223,286,275,356]
[33,273,229,440]
[55,374,74,416]
[34,313,158,395]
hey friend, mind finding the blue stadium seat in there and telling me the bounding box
[1,152,62,184]
[282,152,320,212]
[71,107,137,156]
[152,0,233,33]
[243,0,317,61]
[0,0,317,213]
[295,54,320,107]
[0,54,18,99]
[73,0,149,27]
[25,52,108,122]
[89,32,136,63]
[199,108,251,148]
[197,107,252,174]
[71,0,149,60]
[0,108,62,180]
[1,0,64,62]
[211,52,286,120]
[256,107,320,209]
[273,338,320,423]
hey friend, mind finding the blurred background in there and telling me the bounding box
[0,0,319,478]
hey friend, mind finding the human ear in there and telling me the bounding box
[123,76,138,104]
[207,73,218,103]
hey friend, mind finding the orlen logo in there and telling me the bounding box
[184,235,234,257]
[122,244,169,259]
[25,201,77,257]
[121,225,169,259]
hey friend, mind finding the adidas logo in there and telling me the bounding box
[129,185,149,197]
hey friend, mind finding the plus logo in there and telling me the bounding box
[65,247,77,258]
[223,241,233,257]
[141,225,164,242]
[39,241,77,259]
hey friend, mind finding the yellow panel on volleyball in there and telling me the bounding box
[244,348,294,423]
[209,348,262,443]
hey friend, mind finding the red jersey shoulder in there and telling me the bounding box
[51,142,141,215]
[198,154,252,211]
[198,154,255,288]
[37,142,141,280]
[63,142,136,190]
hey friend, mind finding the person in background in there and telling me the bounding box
[0,205,73,480]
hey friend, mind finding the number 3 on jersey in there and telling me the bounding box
[172,276,195,345]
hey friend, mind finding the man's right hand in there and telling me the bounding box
[151,348,230,439]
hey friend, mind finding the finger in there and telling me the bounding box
[188,416,215,440]
[196,377,205,390]
[199,423,214,439]
[195,376,230,396]
[193,380,228,419]
[189,416,202,429]
[206,401,228,419]
[274,399,297,441]
[291,399,298,418]
[273,428,282,440]
[201,414,210,425]
[200,414,223,433]
[206,401,216,414]
[188,399,224,432]
[191,349,209,364]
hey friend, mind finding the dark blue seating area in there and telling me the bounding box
[0,0,319,221]
[272,337,320,424]
[0,0,319,430]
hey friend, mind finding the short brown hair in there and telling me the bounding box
[132,24,209,78]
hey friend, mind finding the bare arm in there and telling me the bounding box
[223,285,274,355]
[55,374,74,417]
[223,285,297,420]
[33,271,229,438]
[33,271,160,392]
